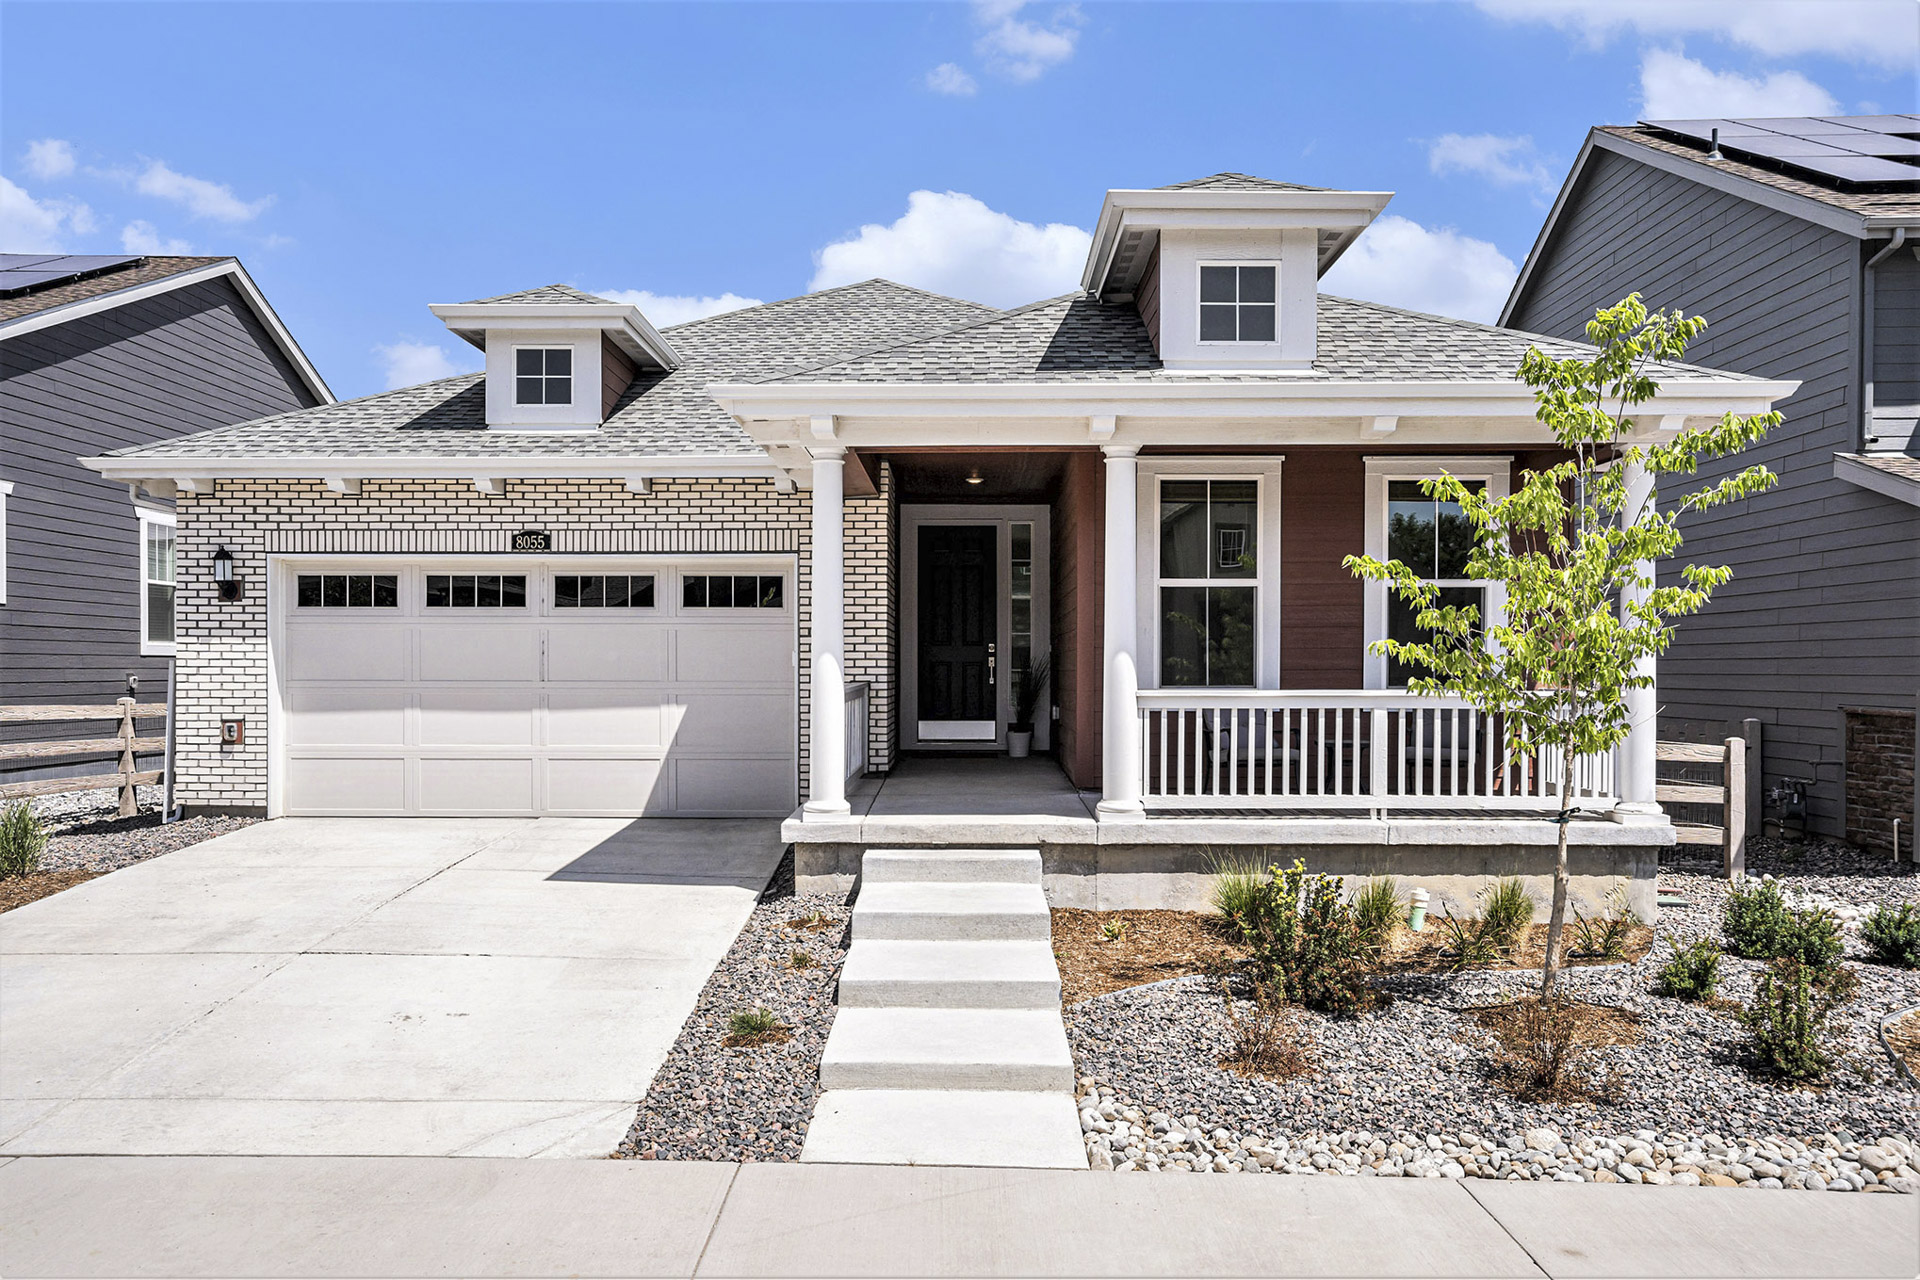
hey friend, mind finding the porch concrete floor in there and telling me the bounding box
[851,756,1099,821]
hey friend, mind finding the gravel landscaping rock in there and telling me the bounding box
[1068,834,1918,1188]
[614,884,848,1162]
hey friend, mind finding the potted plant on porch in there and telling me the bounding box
[1007,652,1052,759]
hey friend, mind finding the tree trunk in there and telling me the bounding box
[1540,809,1571,998]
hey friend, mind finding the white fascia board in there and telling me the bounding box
[0,259,335,405]
[1082,188,1394,293]
[1835,454,1920,508]
[427,302,681,370]
[77,452,778,485]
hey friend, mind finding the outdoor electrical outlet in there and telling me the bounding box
[220,718,245,746]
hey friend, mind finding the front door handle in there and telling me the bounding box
[987,655,996,684]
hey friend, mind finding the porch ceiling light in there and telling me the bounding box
[966,468,983,485]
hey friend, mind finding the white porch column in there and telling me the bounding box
[804,445,850,819]
[1098,444,1144,818]
[1615,453,1661,821]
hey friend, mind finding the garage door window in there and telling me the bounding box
[684,574,783,609]
[297,573,399,609]
[555,573,655,608]
[425,573,528,608]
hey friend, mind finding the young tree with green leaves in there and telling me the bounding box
[1343,295,1781,996]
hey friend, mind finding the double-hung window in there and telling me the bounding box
[514,347,573,405]
[1383,478,1487,687]
[1199,263,1277,343]
[1157,479,1258,686]
[140,511,176,655]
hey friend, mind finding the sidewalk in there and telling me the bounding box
[1,1156,1913,1278]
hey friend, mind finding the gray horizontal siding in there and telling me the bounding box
[1871,245,1920,453]
[1508,146,1920,839]
[0,275,317,747]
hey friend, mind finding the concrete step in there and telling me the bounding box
[861,848,1042,886]
[837,940,1061,1009]
[851,881,1051,943]
[818,1007,1075,1092]
[800,1089,1087,1168]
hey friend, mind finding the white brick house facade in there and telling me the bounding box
[170,467,896,812]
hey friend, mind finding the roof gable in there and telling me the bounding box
[1158,172,1330,192]
[462,283,613,306]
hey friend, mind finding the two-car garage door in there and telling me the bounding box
[278,560,796,816]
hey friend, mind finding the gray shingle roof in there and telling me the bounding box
[462,283,613,305]
[106,279,999,460]
[762,291,1763,385]
[1157,172,1329,192]
[0,255,230,324]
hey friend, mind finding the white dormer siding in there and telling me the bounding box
[483,330,604,430]
[1155,228,1320,371]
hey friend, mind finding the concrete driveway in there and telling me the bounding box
[0,817,784,1158]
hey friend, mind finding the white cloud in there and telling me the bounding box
[593,288,765,328]
[1428,133,1557,193]
[1639,48,1840,120]
[120,220,193,254]
[134,159,272,222]
[926,62,979,96]
[1320,215,1519,325]
[973,0,1082,82]
[1474,0,1918,72]
[0,176,98,252]
[809,189,1091,308]
[23,138,75,180]
[373,340,479,390]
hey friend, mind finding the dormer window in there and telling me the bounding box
[1198,264,1277,343]
[514,347,573,405]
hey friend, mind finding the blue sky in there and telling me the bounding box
[4,0,1914,400]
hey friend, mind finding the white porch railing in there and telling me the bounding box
[844,681,870,785]
[1137,690,1616,813]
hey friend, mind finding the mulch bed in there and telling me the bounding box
[0,868,102,913]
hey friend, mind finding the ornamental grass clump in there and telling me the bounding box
[1350,876,1402,955]
[0,801,47,879]
[1654,934,1721,1002]
[1571,891,1641,961]
[1740,958,1860,1083]
[1861,903,1920,969]
[1232,860,1373,1016]
[722,1006,791,1048]
[1208,851,1266,928]
[1479,877,1536,953]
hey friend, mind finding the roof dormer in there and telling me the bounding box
[1082,173,1391,371]
[429,284,681,430]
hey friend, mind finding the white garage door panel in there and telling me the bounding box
[418,757,537,813]
[547,627,668,683]
[282,563,796,817]
[287,626,408,682]
[676,626,792,683]
[676,758,794,815]
[546,758,668,814]
[675,692,792,750]
[418,690,539,747]
[285,689,408,747]
[546,690,669,748]
[287,757,409,813]
[419,625,540,683]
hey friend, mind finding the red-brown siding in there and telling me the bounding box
[1280,450,1368,688]
[1052,449,1105,787]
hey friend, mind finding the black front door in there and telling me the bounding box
[919,525,997,731]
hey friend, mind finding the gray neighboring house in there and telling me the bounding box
[0,253,331,782]
[1502,118,1920,852]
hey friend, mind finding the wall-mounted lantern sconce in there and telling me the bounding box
[213,546,240,601]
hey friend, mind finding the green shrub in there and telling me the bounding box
[1350,876,1402,953]
[1654,934,1721,1001]
[1724,878,1843,975]
[0,801,47,878]
[1740,958,1859,1082]
[1234,860,1372,1016]
[1208,851,1266,928]
[1861,903,1920,969]
[1479,877,1535,952]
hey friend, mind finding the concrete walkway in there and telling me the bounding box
[1,1157,1913,1277]
[0,817,783,1158]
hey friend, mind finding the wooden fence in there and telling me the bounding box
[1657,737,1746,879]
[0,700,168,817]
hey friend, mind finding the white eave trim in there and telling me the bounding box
[428,301,682,370]
[0,259,335,405]
[77,452,781,486]
[1835,453,1920,508]
[1082,188,1395,295]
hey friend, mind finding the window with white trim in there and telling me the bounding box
[514,347,572,405]
[1157,478,1258,686]
[140,511,176,654]
[1383,478,1487,687]
[1198,263,1277,343]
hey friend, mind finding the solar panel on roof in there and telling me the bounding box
[0,254,64,271]
[1806,155,1920,184]
[1829,115,1920,134]
[1642,116,1920,189]
[0,253,142,297]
